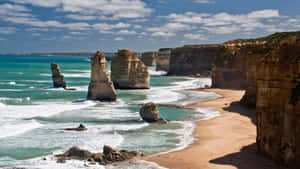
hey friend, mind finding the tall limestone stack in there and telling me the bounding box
[168,45,219,76]
[141,52,157,66]
[87,51,117,101]
[256,33,300,169]
[51,62,67,88]
[156,48,171,72]
[111,49,150,89]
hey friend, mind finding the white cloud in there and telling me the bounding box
[193,0,215,4]
[114,37,124,41]
[93,22,131,31]
[184,33,206,40]
[10,0,152,19]
[0,27,17,34]
[117,30,137,35]
[147,22,191,37]
[203,25,241,34]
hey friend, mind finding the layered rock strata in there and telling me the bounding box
[255,33,300,169]
[139,102,166,123]
[156,48,171,72]
[51,62,67,88]
[141,51,157,66]
[168,45,219,76]
[87,51,117,101]
[111,49,150,89]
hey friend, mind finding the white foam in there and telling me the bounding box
[0,89,22,91]
[0,120,42,139]
[9,81,16,85]
[63,73,90,78]
[40,73,51,77]
[0,100,97,119]
[193,107,220,120]
[149,69,167,76]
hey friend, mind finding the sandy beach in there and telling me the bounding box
[146,89,287,169]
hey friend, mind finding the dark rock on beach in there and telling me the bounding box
[62,124,87,131]
[55,145,140,165]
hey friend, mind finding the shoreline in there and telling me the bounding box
[145,88,286,169]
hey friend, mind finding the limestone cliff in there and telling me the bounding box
[87,51,117,101]
[51,62,67,88]
[168,45,219,76]
[141,52,157,66]
[255,33,300,169]
[156,48,171,72]
[111,49,150,89]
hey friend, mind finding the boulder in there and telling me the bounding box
[87,51,117,101]
[50,62,66,88]
[111,49,150,89]
[141,51,157,66]
[139,102,166,123]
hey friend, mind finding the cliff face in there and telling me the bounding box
[156,48,171,72]
[87,51,117,101]
[51,62,66,88]
[256,35,300,169]
[141,52,157,66]
[168,45,219,76]
[111,49,150,89]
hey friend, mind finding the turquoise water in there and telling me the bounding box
[0,55,220,169]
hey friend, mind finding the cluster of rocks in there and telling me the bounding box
[55,145,140,165]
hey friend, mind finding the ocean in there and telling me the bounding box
[0,55,220,169]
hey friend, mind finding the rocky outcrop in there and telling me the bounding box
[255,33,300,169]
[168,45,220,76]
[87,51,117,101]
[141,51,157,66]
[156,48,171,72]
[51,62,66,88]
[55,146,140,165]
[62,124,87,131]
[139,102,166,123]
[111,49,150,89]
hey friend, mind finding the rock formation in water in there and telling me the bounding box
[168,45,220,76]
[111,49,150,89]
[139,102,166,123]
[87,51,117,101]
[255,33,300,169]
[141,51,157,66]
[55,145,139,165]
[51,62,67,88]
[62,124,87,131]
[156,48,172,72]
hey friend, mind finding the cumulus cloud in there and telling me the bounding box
[9,0,152,19]
[184,33,206,40]
[146,22,191,37]
[117,30,137,35]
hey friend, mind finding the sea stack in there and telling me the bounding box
[139,102,166,123]
[87,51,117,101]
[51,62,67,88]
[111,49,150,89]
[141,51,157,66]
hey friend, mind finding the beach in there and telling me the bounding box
[146,89,287,169]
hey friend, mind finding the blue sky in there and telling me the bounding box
[0,0,299,53]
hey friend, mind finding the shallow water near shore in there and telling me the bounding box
[0,55,220,169]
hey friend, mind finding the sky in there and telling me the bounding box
[0,0,300,53]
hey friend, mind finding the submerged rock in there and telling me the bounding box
[51,62,66,88]
[87,51,117,101]
[111,49,150,89]
[139,102,166,123]
[62,124,87,131]
[55,145,139,165]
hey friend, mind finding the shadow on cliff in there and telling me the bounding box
[223,101,256,124]
[210,143,288,169]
